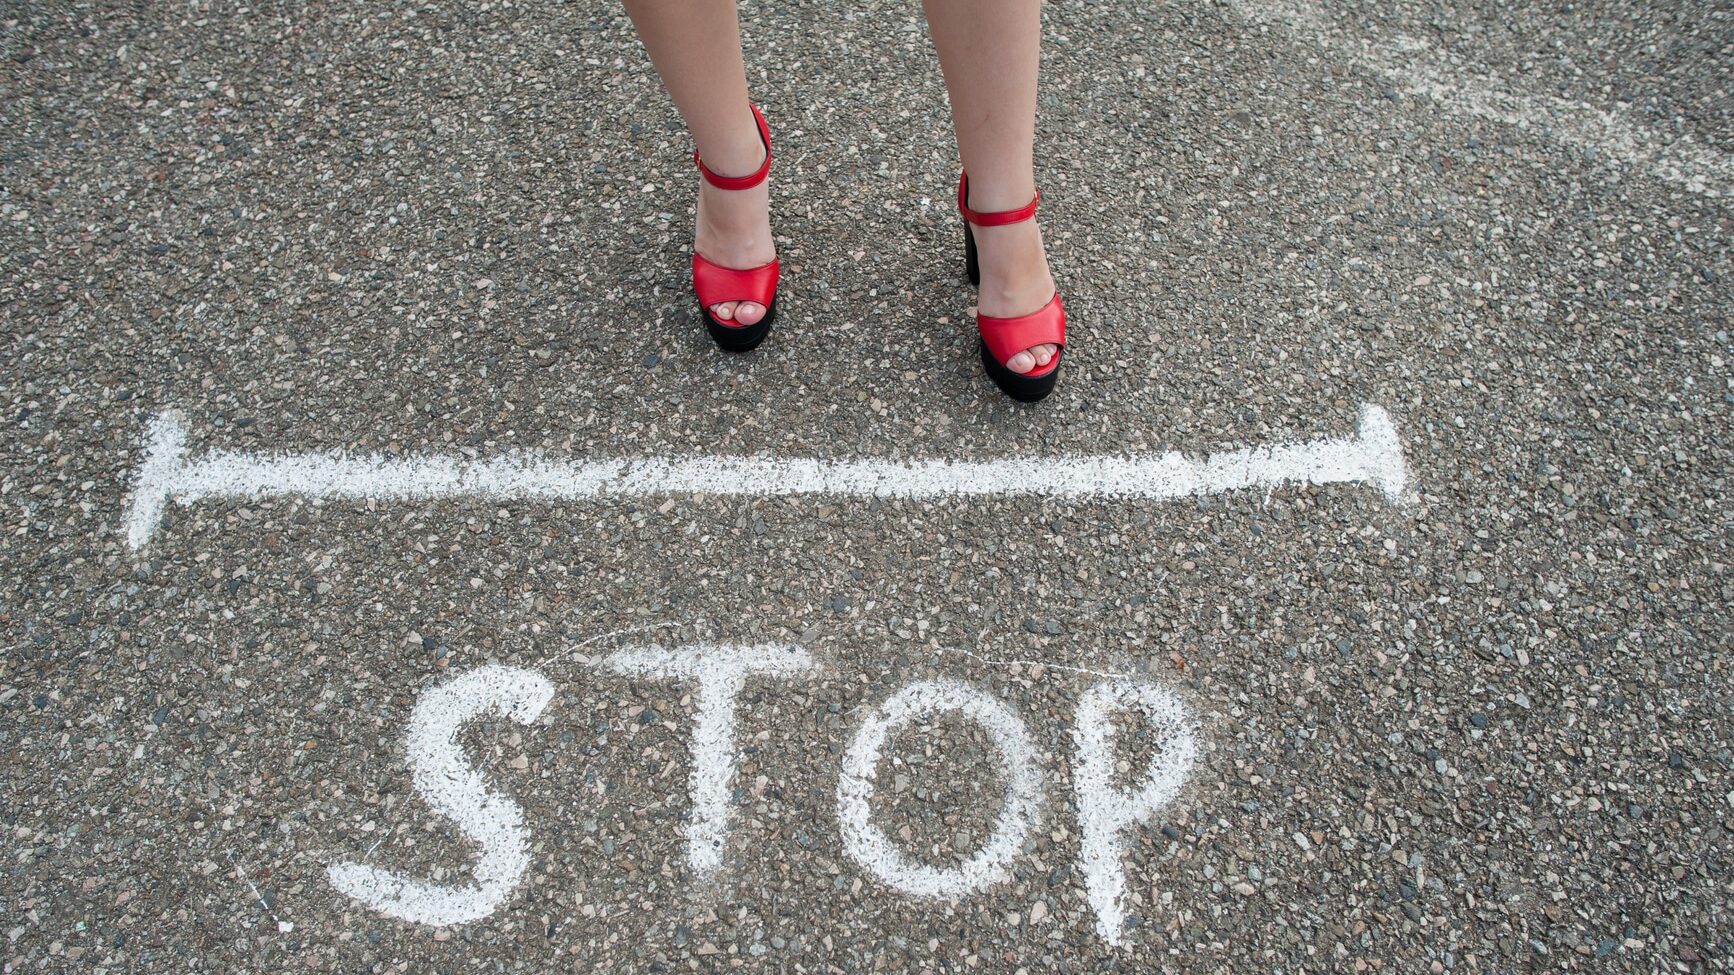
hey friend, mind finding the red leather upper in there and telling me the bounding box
[693,253,779,316]
[977,293,1066,376]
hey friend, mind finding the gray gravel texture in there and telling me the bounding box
[3,0,1731,971]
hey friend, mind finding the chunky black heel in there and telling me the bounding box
[963,223,981,287]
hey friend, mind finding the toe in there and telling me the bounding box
[733,301,765,326]
[709,301,738,322]
[1032,344,1057,367]
[1005,350,1036,374]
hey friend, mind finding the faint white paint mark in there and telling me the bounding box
[1070,680,1200,946]
[1231,0,1733,198]
[327,666,554,927]
[604,644,817,877]
[122,405,1406,550]
[226,850,293,933]
[939,645,1138,681]
[545,624,667,670]
[837,680,1043,899]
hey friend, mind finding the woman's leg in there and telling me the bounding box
[920,0,1057,374]
[621,0,774,324]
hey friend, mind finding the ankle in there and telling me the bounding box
[971,219,1047,261]
[699,142,766,183]
[962,173,1038,213]
[973,221,1052,296]
[696,107,768,183]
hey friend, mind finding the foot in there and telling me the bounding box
[694,142,776,326]
[970,219,1059,374]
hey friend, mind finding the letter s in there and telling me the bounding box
[327,665,554,926]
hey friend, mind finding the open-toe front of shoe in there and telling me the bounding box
[974,290,1065,403]
[692,252,779,353]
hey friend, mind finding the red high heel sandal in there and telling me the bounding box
[691,103,778,353]
[958,171,1065,402]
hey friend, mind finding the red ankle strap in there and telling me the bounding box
[694,103,772,191]
[956,170,1039,227]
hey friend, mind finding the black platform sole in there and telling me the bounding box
[702,297,776,353]
[979,339,1060,402]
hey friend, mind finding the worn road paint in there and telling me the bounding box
[123,405,1406,550]
[1071,680,1201,945]
[125,411,188,554]
[836,680,1044,899]
[605,644,818,877]
[327,666,554,926]
[1232,0,1734,198]
[323,661,1200,944]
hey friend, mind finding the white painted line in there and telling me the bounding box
[327,666,554,927]
[1070,680,1200,946]
[837,680,1044,899]
[604,644,817,877]
[1230,0,1734,198]
[122,405,1406,550]
[126,412,188,553]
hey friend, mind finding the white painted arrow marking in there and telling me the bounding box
[123,405,1406,551]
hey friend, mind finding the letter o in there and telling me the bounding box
[836,680,1042,898]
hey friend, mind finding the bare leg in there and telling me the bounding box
[920,0,1057,374]
[621,0,774,324]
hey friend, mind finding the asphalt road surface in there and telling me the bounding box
[3,0,1731,971]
